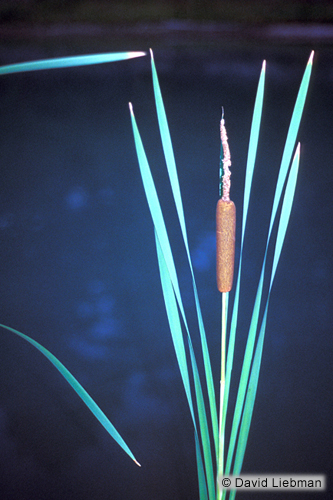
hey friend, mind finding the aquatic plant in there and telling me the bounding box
[129,49,313,500]
[0,48,313,499]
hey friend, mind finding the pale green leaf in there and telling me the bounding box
[0,324,140,466]
[225,52,313,485]
[150,49,218,459]
[0,51,146,75]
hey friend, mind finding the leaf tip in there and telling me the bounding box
[262,60,266,72]
[134,459,142,467]
[149,48,154,60]
[295,142,301,157]
[309,50,314,65]
[128,51,147,59]
[129,102,134,115]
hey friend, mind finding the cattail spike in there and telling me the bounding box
[217,110,236,292]
[216,199,236,292]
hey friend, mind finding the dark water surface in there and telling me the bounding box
[0,32,332,500]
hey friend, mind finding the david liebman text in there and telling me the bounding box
[220,474,326,491]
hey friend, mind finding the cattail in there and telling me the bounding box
[217,111,236,292]
[216,199,236,292]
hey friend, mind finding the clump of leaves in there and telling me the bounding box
[129,49,313,500]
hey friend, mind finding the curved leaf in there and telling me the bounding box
[0,323,140,466]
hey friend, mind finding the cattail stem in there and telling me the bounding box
[217,111,235,500]
[217,291,228,500]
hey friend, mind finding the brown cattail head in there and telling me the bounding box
[216,199,236,292]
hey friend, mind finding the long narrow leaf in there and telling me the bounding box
[225,53,313,482]
[196,434,209,500]
[156,231,209,500]
[230,145,300,493]
[241,60,267,245]
[0,51,146,75]
[267,51,313,239]
[156,229,215,500]
[155,230,195,424]
[130,104,215,500]
[222,60,266,453]
[0,324,140,465]
[150,49,187,250]
[224,268,264,478]
[150,49,218,459]
[129,103,183,314]
[189,340,216,500]
[270,144,300,286]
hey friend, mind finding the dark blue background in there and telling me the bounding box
[0,31,332,500]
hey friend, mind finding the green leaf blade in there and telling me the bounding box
[270,143,300,287]
[150,49,218,459]
[129,103,184,316]
[0,324,140,466]
[0,51,146,75]
[156,232,216,500]
[225,53,312,482]
[150,49,187,248]
[223,59,266,457]
[155,231,195,423]
[130,100,217,500]
[242,59,266,244]
[195,434,209,500]
[268,51,313,239]
[189,343,216,500]
[233,145,301,476]
[155,231,211,500]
